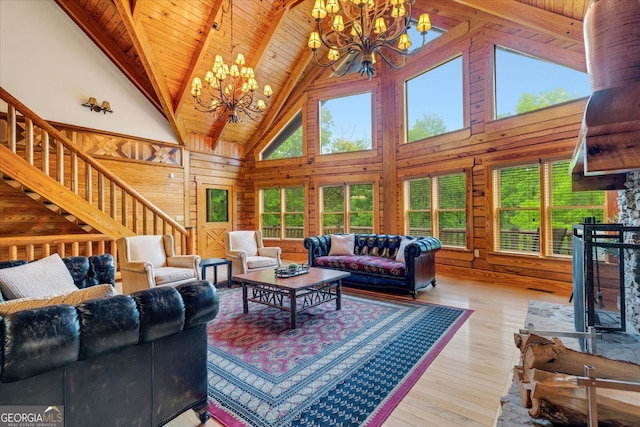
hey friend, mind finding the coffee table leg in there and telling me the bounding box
[290,289,297,329]
[336,280,342,311]
[242,283,248,313]
[227,262,232,288]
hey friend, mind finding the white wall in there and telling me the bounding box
[0,0,178,144]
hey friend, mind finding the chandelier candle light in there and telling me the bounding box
[191,0,273,123]
[308,0,431,79]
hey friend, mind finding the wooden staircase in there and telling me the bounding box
[0,87,194,262]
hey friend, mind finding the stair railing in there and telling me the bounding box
[0,87,194,258]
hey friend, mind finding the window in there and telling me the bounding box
[260,110,303,160]
[405,56,464,143]
[206,189,228,222]
[494,46,590,119]
[260,187,305,239]
[321,183,373,234]
[492,160,604,256]
[404,172,467,248]
[320,93,372,154]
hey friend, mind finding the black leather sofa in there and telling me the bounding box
[0,254,219,426]
[304,233,441,298]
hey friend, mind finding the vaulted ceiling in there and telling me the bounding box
[54,0,589,150]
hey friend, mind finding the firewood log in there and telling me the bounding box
[529,369,640,427]
[522,338,640,381]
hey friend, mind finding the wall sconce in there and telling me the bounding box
[82,97,113,114]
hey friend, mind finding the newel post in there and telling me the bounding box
[185,226,196,255]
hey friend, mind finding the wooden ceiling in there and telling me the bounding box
[54,0,590,148]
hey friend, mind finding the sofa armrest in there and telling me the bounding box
[225,249,246,260]
[167,255,201,270]
[404,237,442,264]
[89,254,116,287]
[119,261,154,293]
[304,235,331,265]
[176,281,219,328]
[258,246,281,259]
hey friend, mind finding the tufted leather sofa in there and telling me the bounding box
[0,254,219,426]
[304,234,441,298]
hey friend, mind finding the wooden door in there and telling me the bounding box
[197,181,233,258]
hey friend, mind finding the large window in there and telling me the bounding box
[260,186,305,239]
[260,110,303,160]
[319,93,372,154]
[320,183,373,234]
[494,46,590,119]
[405,172,467,248]
[405,56,464,143]
[493,160,604,256]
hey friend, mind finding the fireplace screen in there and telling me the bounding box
[573,223,639,333]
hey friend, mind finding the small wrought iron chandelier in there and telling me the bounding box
[308,0,431,79]
[191,0,273,123]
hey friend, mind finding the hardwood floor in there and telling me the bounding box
[166,272,571,427]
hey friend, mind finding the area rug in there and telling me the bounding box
[206,288,472,427]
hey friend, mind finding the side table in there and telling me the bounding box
[200,258,232,288]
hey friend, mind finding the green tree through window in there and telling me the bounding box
[321,183,373,234]
[405,173,466,248]
[493,160,604,256]
[260,187,305,239]
[495,46,590,118]
[405,56,463,142]
[261,111,303,160]
[320,93,372,154]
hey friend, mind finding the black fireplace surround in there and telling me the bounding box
[573,223,640,335]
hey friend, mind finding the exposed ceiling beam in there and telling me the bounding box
[454,0,583,44]
[54,0,162,113]
[174,0,225,115]
[112,0,187,145]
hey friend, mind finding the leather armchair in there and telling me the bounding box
[225,230,282,276]
[117,235,201,294]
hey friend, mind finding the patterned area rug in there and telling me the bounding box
[206,287,472,427]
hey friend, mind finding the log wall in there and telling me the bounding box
[236,15,606,292]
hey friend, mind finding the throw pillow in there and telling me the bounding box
[396,237,417,263]
[328,234,355,256]
[0,253,77,300]
[0,284,116,317]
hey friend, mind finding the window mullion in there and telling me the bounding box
[432,177,439,239]
[344,185,350,232]
[540,161,549,256]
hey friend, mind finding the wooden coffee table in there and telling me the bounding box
[233,267,350,329]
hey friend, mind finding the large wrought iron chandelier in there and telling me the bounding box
[191,0,273,123]
[308,0,431,79]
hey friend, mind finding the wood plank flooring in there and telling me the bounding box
[167,272,571,427]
